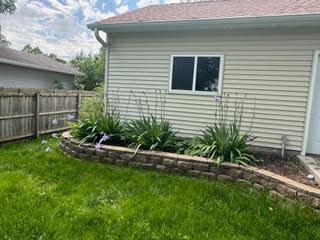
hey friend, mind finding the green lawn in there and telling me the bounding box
[0,139,319,240]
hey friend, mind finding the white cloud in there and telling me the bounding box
[114,0,123,6]
[0,0,115,60]
[136,0,160,8]
[116,4,129,14]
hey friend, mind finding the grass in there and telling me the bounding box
[0,139,319,240]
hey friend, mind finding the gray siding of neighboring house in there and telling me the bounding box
[0,63,75,89]
[106,27,320,152]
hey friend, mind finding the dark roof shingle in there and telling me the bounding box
[94,0,320,25]
[0,47,81,75]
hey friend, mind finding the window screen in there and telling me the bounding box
[195,57,220,92]
[171,57,194,90]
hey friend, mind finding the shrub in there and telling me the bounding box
[54,79,68,89]
[188,94,256,166]
[126,115,178,151]
[80,95,104,120]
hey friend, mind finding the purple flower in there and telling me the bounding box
[66,114,75,121]
[100,133,110,143]
[95,134,110,151]
[95,143,101,151]
[213,95,221,103]
[52,118,58,125]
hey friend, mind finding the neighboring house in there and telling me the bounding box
[88,0,320,155]
[0,47,81,89]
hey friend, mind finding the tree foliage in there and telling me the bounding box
[48,53,66,64]
[0,0,16,47]
[0,33,10,47]
[22,44,43,54]
[22,44,67,64]
[0,0,16,14]
[71,48,105,91]
[20,43,105,91]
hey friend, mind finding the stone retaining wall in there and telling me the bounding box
[60,137,320,210]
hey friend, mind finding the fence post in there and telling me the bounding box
[35,92,40,138]
[76,92,81,120]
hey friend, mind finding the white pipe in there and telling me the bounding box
[281,135,288,157]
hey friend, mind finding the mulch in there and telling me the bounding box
[253,153,320,189]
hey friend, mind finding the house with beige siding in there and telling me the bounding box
[88,0,320,156]
[0,47,81,89]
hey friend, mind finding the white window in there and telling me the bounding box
[169,55,224,94]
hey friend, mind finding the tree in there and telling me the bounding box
[54,79,68,90]
[0,0,16,47]
[0,0,16,14]
[71,48,105,91]
[22,44,43,54]
[0,33,10,47]
[48,53,66,64]
[22,44,67,64]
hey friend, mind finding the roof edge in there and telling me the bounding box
[0,57,82,76]
[87,13,320,32]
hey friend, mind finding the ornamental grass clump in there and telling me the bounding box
[69,118,99,144]
[189,93,256,166]
[126,115,178,152]
[70,91,126,146]
[125,90,178,152]
[96,111,125,145]
[69,111,125,146]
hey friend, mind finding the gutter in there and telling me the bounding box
[87,13,320,32]
[0,57,82,76]
[94,29,110,48]
[93,29,111,113]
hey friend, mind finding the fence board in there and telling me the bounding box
[0,87,95,142]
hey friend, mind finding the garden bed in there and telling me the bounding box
[254,154,319,189]
[60,134,320,210]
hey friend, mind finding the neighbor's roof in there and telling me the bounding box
[0,47,81,76]
[90,0,320,27]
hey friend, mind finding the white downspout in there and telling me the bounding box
[94,29,110,115]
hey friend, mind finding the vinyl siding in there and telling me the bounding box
[0,63,74,89]
[106,28,320,152]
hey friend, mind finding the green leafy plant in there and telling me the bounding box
[126,115,178,152]
[54,79,67,89]
[124,90,178,152]
[69,118,99,144]
[80,95,104,120]
[69,111,125,145]
[189,123,255,165]
[174,137,192,154]
[189,94,256,166]
[71,48,105,91]
[96,112,125,144]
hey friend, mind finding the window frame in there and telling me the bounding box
[169,54,224,95]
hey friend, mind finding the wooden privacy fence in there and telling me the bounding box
[0,88,96,143]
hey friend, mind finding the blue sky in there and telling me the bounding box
[0,0,173,60]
